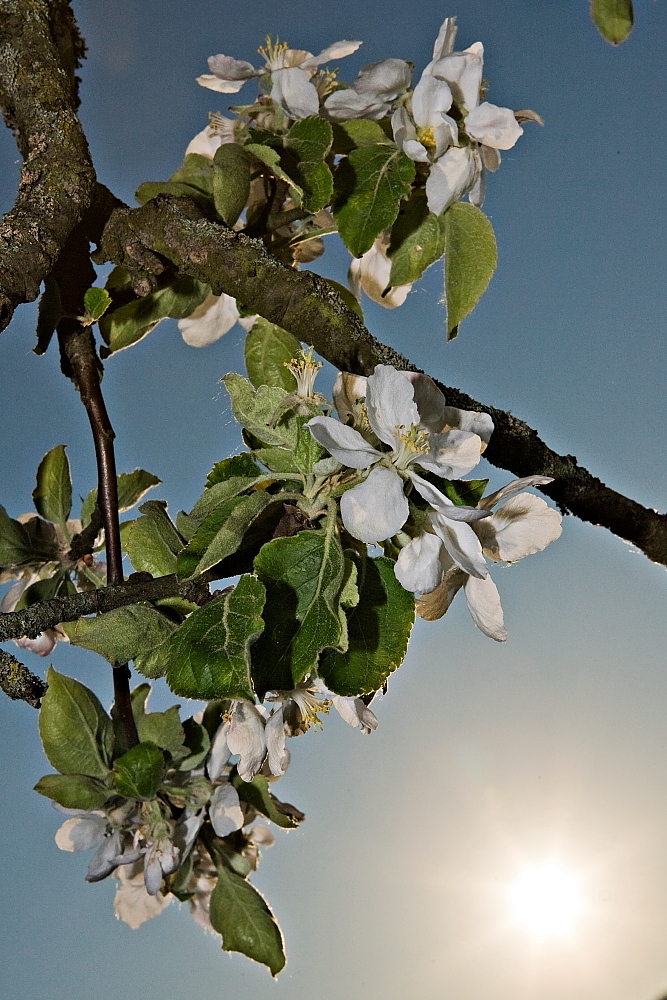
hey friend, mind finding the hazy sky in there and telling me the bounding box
[1,2,666,999]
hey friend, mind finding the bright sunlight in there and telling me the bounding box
[509,864,582,937]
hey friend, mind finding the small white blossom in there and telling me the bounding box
[348,233,412,309]
[178,293,257,347]
[325,58,412,120]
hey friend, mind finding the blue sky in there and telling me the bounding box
[1,2,666,998]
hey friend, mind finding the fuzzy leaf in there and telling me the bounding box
[230,772,304,829]
[389,191,447,285]
[135,181,213,208]
[177,491,274,580]
[62,606,177,666]
[285,116,333,163]
[246,143,303,203]
[82,287,112,324]
[319,556,415,696]
[164,575,266,700]
[113,742,165,800]
[81,470,161,527]
[443,202,497,340]
[331,119,389,153]
[590,0,633,43]
[209,863,285,976]
[333,143,415,257]
[206,453,262,489]
[170,153,215,197]
[34,773,111,810]
[244,319,300,391]
[33,445,72,524]
[213,144,253,225]
[124,502,183,577]
[39,668,114,779]
[222,373,290,447]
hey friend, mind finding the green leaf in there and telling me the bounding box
[206,453,262,489]
[14,572,74,611]
[61,605,177,666]
[213,144,253,225]
[0,504,32,568]
[388,191,447,286]
[319,556,415,696]
[82,287,112,324]
[440,478,489,507]
[297,160,333,213]
[98,276,209,354]
[590,0,633,43]
[180,474,268,542]
[331,119,389,153]
[33,445,72,524]
[245,143,303,203]
[34,276,63,355]
[333,143,415,257]
[442,202,497,340]
[170,153,215,197]
[39,668,113,779]
[177,491,274,580]
[252,523,345,695]
[164,575,266,700]
[250,447,300,475]
[285,116,333,163]
[221,373,290,447]
[244,319,300,391]
[34,773,111,810]
[230,772,304,829]
[113,742,165,800]
[81,469,161,527]
[124,502,182,577]
[209,863,285,976]
[178,717,211,769]
[135,180,214,209]
[340,556,359,608]
[132,695,188,762]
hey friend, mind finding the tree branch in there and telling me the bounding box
[0,648,46,707]
[95,195,667,567]
[0,0,95,331]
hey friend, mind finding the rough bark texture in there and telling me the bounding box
[0,0,95,330]
[0,648,46,707]
[96,195,667,567]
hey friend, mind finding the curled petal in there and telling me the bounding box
[425,145,477,215]
[227,701,266,782]
[340,467,409,543]
[474,493,562,563]
[480,144,501,172]
[325,89,389,120]
[113,862,171,929]
[207,54,258,81]
[196,75,249,94]
[465,102,523,150]
[415,564,465,621]
[210,782,244,837]
[354,58,412,99]
[55,814,107,853]
[394,531,444,595]
[178,292,240,347]
[348,237,413,308]
[430,509,489,579]
[86,830,124,882]
[331,694,378,734]
[441,405,494,446]
[430,17,458,64]
[412,74,453,127]
[247,824,275,847]
[302,40,362,68]
[207,721,231,781]
[431,42,484,112]
[463,573,507,641]
[418,429,484,479]
[271,67,320,119]
[365,365,420,447]
[265,706,289,777]
[16,629,57,656]
[403,372,447,431]
[410,473,490,522]
[307,415,381,467]
[403,140,430,163]
[332,371,368,424]
[478,476,553,510]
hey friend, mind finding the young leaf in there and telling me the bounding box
[319,556,415,696]
[297,160,333,213]
[209,862,286,976]
[285,116,333,163]
[442,202,497,340]
[388,191,447,286]
[98,276,209,355]
[113,742,165,800]
[170,152,215,197]
[222,374,295,448]
[61,605,177,666]
[133,701,188,763]
[244,319,300,392]
[331,119,389,153]
[124,502,183,577]
[213,144,253,225]
[180,472,268,540]
[82,287,112,324]
[245,143,304,203]
[230,772,304,829]
[34,773,111,810]
[333,143,415,257]
[590,0,633,44]
[81,469,161,527]
[135,180,214,208]
[33,445,72,524]
[164,574,266,701]
[206,453,262,489]
[39,668,114,779]
[252,524,346,695]
[177,491,274,580]
[178,717,211,769]
[0,504,32,568]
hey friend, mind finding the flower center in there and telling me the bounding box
[416,126,437,149]
[284,347,322,398]
[392,423,430,470]
[257,36,289,69]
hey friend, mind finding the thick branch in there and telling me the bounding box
[0,0,95,331]
[95,196,667,567]
[0,648,46,707]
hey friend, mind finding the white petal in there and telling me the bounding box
[403,372,447,430]
[430,17,458,63]
[425,146,476,215]
[418,429,484,479]
[415,563,465,621]
[247,824,275,847]
[210,782,244,837]
[432,117,459,159]
[354,58,412,99]
[207,54,258,80]
[409,473,490,522]
[431,42,484,112]
[55,814,107,852]
[332,371,368,423]
[392,105,416,149]
[464,573,507,641]
[265,706,289,776]
[468,162,485,207]
[325,89,388,120]
[143,854,164,896]
[207,721,231,781]
[478,476,554,510]
[465,103,523,150]
[481,144,501,172]
[430,510,489,579]
[348,239,413,308]
[113,864,171,929]
[306,415,382,468]
[0,578,26,612]
[196,74,249,94]
[412,74,453,127]
[340,467,409,543]
[331,695,378,733]
[365,365,419,447]
[394,532,444,594]
[441,405,494,446]
[86,830,123,881]
[303,40,362,68]
[475,494,562,563]
[227,701,266,782]
[178,292,240,347]
[271,68,320,119]
[403,139,430,163]
[16,630,56,656]
[185,127,224,159]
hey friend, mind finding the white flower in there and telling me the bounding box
[312,678,379,734]
[113,858,171,929]
[209,782,244,838]
[348,233,412,309]
[398,476,562,640]
[307,365,492,544]
[392,75,457,165]
[54,808,141,882]
[325,58,412,120]
[185,113,237,159]
[143,837,180,896]
[177,292,257,347]
[225,699,269,782]
[198,38,361,120]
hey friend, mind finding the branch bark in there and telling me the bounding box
[0,0,95,331]
[95,195,667,567]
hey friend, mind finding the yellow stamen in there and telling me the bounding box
[416,126,437,149]
[284,346,322,398]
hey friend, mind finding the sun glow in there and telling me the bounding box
[510,864,582,937]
